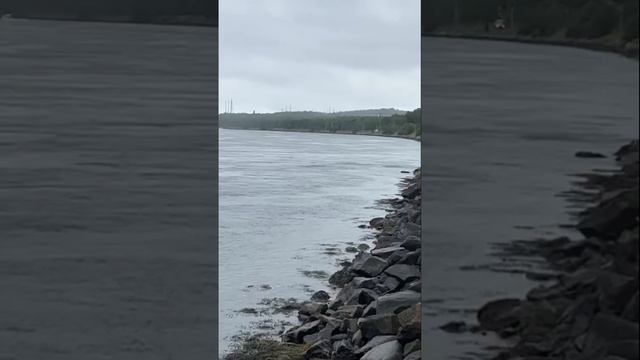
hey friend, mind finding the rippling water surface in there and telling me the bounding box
[219,129,419,352]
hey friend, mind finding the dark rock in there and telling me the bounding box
[384,264,421,283]
[360,340,403,360]
[311,290,331,302]
[397,303,420,342]
[358,243,370,252]
[372,247,406,258]
[304,339,332,359]
[346,288,378,306]
[396,250,421,266]
[370,217,385,229]
[377,273,402,292]
[403,351,421,360]
[439,321,474,333]
[283,320,322,343]
[386,249,411,265]
[355,335,397,355]
[575,151,607,158]
[329,267,355,287]
[351,252,389,277]
[331,305,364,320]
[403,339,420,355]
[357,314,400,339]
[622,291,639,322]
[582,313,640,355]
[352,277,377,290]
[345,246,359,253]
[578,189,638,240]
[333,339,357,360]
[299,302,328,316]
[477,298,522,331]
[376,290,421,315]
[400,236,421,251]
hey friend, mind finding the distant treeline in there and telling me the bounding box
[220,109,421,139]
[423,0,638,42]
[0,0,217,26]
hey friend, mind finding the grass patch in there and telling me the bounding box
[224,337,308,360]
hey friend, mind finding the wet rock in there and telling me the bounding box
[311,290,331,302]
[384,264,421,283]
[351,252,388,277]
[372,247,406,259]
[299,302,328,316]
[397,303,420,342]
[304,339,332,359]
[370,217,385,229]
[355,335,397,355]
[395,250,421,266]
[358,314,400,339]
[477,298,522,331]
[345,246,359,253]
[575,151,607,158]
[283,320,322,343]
[329,267,355,287]
[403,351,421,360]
[400,236,421,251]
[345,288,378,306]
[405,280,421,292]
[352,277,377,290]
[377,273,402,292]
[439,321,474,333]
[403,339,420,355]
[360,340,403,360]
[376,290,421,315]
[357,243,370,252]
[386,249,411,265]
[582,313,639,354]
[331,305,364,320]
[333,339,357,360]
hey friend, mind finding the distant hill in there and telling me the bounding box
[0,0,217,27]
[220,108,421,140]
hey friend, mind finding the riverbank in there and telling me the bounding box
[219,127,420,142]
[423,30,639,59]
[468,140,639,359]
[225,168,422,360]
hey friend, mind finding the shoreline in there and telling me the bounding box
[225,169,422,360]
[469,140,639,359]
[220,127,421,142]
[423,32,639,59]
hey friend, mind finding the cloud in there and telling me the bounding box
[220,0,420,113]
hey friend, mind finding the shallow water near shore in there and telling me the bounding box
[219,129,419,353]
[422,37,639,359]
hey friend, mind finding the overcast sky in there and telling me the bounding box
[219,0,420,114]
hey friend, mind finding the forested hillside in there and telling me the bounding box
[422,0,639,56]
[220,109,421,140]
[0,0,217,26]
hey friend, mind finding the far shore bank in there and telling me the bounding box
[220,127,421,142]
[423,31,639,59]
[3,14,217,28]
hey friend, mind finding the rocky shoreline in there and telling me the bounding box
[467,140,639,360]
[231,168,422,360]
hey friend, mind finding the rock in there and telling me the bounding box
[283,320,322,343]
[622,292,639,322]
[575,151,607,158]
[384,264,421,283]
[329,267,355,287]
[386,249,411,265]
[351,252,389,277]
[299,302,328,316]
[578,190,638,240]
[371,247,406,259]
[333,339,357,360]
[403,339,420,355]
[363,301,377,317]
[400,236,421,251]
[352,277,377,290]
[355,335,397,355]
[397,303,420,341]
[376,290,421,315]
[396,250,421,266]
[345,246,359,253]
[403,351,421,360]
[582,313,640,355]
[360,340,403,360]
[304,339,332,359]
[331,305,364,320]
[606,340,639,360]
[439,321,473,333]
[357,314,400,339]
[477,298,522,331]
[405,280,421,292]
[311,290,331,302]
[378,273,402,292]
[370,217,385,229]
[346,288,378,306]
[352,329,363,347]
[358,243,370,252]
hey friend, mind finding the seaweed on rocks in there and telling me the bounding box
[279,168,422,360]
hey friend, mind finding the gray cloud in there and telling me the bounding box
[220,0,420,113]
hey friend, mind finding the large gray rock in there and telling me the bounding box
[384,264,420,283]
[329,267,355,287]
[403,351,421,360]
[283,320,322,343]
[304,339,333,359]
[333,339,357,360]
[372,247,406,259]
[360,340,403,360]
[346,288,378,306]
[400,236,421,251]
[397,303,421,341]
[352,277,377,290]
[299,302,328,316]
[351,252,389,277]
[376,290,421,315]
[582,313,640,355]
[357,314,400,339]
[477,298,522,331]
[354,335,397,355]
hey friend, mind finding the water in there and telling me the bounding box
[219,129,419,353]
[422,37,639,359]
[0,19,218,360]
